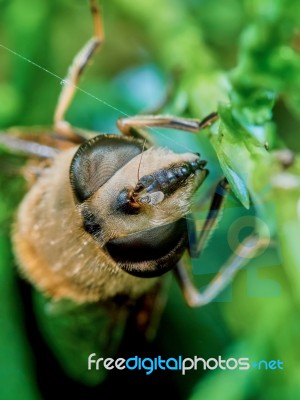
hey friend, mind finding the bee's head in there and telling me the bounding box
[70,135,208,277]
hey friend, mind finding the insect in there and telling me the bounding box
[0,0,268,387]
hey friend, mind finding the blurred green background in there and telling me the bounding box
[1,0,300,399]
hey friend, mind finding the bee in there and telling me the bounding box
[0,0,267,387]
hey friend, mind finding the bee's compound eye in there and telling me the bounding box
[106,219,187,277]
[70,135,144,202]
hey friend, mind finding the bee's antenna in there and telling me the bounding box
[137,139,147,181]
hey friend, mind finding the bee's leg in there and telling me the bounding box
[0,125,81,158]
[174,235,270,307]
[190,177,230,257]
[117,112,218,143]
[54,0,104,139]
[174,177,270,307]
[0,133,59,158]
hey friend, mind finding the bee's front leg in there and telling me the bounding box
[174,178,269,308]
[117,112,218,144]
[54,0,104,140]
[174,235,270,307]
